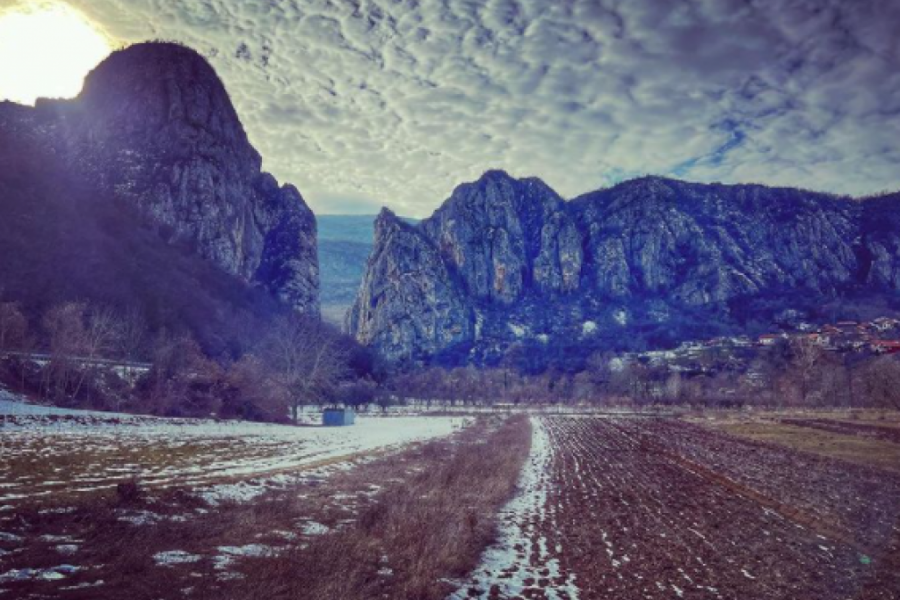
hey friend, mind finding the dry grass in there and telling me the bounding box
[706,419,900,473]
[211,416,531,600]
[0,416,531,600]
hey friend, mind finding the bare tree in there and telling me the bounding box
[224,354,282,420]
[147,331,223,416]
[858,356,900,410]
[116,307,148,363]
[72,306,124,401]
[0,302,28,352]
[258,316,350,423]
[789,337,826,405]
[42,302,88,400]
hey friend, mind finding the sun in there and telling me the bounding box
[0,1,114,105]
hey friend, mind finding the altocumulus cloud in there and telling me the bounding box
[58,0,900,215]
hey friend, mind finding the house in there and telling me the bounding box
[322,407,356,426]
[758,334,781,346]
[871,340,900,355]
[836,321,859,334]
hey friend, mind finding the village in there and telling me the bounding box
[631,316,900,371]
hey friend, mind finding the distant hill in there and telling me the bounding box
[318,215,417,324]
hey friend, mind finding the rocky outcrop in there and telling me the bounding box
[860,193,900,290]
[347,209,473,362]
[348,171,900,364]
[420,171,583,303]
[572,178,859,305]
[2,42,318,312]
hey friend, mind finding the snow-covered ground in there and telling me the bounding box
[451,416,580,600]
[0,390,469,507]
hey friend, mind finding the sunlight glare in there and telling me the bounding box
[0,2,113,105]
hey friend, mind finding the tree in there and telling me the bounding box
[334,378,377,411]
[74,306,126,401]
[0,302,28,352]
[116,307,148,362]
[787,337,827,405]
[146,331,223,416]
[223,354,282,421]
[41,302,89,400]
[258,315,350,423]
[586,352,615,386]
[858,356,900,409]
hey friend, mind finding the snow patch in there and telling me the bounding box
[508,323,528,338]
[450,417,579,599]
[154,550,202,566]
[301,521,330,536]
[217,544,272,558]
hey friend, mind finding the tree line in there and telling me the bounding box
[2,297,898,418]
[385,338,900,410]
[0,299,376,422]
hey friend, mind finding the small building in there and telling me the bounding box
[871,340,900,355]
[758,334,781,346]
[322,407,356,426]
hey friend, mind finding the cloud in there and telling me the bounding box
[42,0,900,214]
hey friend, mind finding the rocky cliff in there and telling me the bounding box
[348,171,900,365]
[1,42,318,313]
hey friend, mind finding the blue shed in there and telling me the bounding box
[322,407,356,426]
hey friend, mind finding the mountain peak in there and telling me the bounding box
[82,42,221,97]
[0,40,319,314]
[479,168,515,182]
[78,41,250,151]
[374,207,405,241]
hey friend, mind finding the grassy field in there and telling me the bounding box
[0,414,529,600]
[695,411,900,473]
[0,411,466,510]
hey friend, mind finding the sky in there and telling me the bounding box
[1,0,899,217]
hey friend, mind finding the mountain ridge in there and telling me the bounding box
[348,170,900,365]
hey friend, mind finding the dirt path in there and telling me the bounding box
[458,416,900,600]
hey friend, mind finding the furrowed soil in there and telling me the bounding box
[457,416,900,600]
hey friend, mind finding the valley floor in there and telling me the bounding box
[0,398,528,600]
[2,399,900,599]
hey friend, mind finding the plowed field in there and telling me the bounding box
[458,416,900,599]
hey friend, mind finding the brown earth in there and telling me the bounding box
[704,418,900,474]
[477,416,900,600]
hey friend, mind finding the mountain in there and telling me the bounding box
[318,215,417,325]
[347,171,900,366]
[0,42,318,353]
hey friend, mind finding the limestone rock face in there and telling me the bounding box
[6,42,318,313]
[348,172,900,364]
[420,171,583,303]
[860,193,900,290]
[347,209,473,362]
[572,178,860,305]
